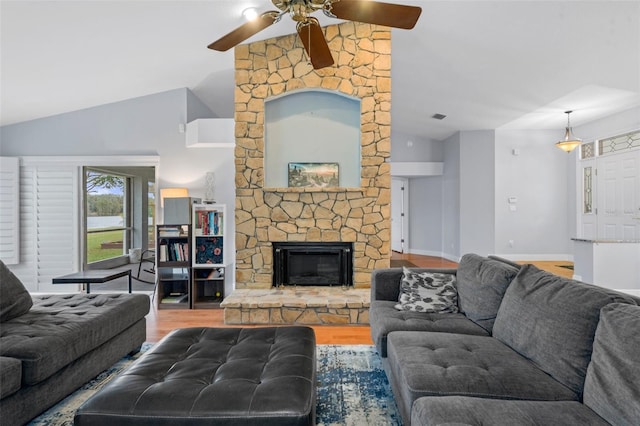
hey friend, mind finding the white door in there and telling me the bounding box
[391,178,408,253]
[597,150,640,240]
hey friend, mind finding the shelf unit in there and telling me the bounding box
[192,203,226,308]
[156,224,191,309]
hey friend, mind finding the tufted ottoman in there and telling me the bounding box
[74,326,317,426]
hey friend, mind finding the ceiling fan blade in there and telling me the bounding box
[297,19,334,69]
[329,0,422,29]
[208,11,279,51]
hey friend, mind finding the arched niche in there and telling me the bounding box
[264,89,361,188]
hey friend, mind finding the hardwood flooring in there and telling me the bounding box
[146,253,573,344]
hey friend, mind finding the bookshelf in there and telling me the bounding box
[192,203,226,308]
[156,224,191,309]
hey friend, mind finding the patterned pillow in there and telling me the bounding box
[395,267,459,313]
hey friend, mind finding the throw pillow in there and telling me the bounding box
[395,267,459,313]
[0,260,33,322]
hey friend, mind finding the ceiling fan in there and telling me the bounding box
[208,0,422,69]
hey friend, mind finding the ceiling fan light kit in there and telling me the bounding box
[555,110,582,153]
[242,8,260,21]
[208,0,422,70]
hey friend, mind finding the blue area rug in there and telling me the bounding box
[29,344,401,426]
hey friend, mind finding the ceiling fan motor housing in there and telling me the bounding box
[210,0,421,70]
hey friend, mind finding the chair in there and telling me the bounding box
[134,249,156,284]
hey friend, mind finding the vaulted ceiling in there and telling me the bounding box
[1,1,638,141]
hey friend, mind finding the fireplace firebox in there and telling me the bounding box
[273,242,353,287]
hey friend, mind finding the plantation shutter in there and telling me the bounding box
[11,163,80,292]
[0,157,20,265]
[35,167,80,292]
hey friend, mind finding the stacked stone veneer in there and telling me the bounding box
[234,22,391,296]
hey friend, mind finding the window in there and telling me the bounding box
[598,130,640,155]
[84,168,131,264]
[583,166,593,214]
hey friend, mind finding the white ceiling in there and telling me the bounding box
[1,0,639,142]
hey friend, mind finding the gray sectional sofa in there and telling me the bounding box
[0,260,150,426]
[370,253,640,425]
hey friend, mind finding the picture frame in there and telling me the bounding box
[288,162,339,188]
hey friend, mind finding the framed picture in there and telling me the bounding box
[288,162,339,188]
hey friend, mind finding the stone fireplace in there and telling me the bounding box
[227,22,391,324]
[234,22,392,293]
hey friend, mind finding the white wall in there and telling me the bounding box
[576,107,640,141]
[0,88,236,286]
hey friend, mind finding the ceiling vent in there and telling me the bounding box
[432,113,447,120]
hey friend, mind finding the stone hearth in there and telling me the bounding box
[221,287,370,325]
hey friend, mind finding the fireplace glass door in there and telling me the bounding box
[273,242,353,287]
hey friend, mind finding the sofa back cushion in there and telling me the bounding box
[493,264,636,396]
[456,253,519,333]
[583,303,640,424]
[0,260,33,322]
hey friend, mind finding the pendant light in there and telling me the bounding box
[556,110,582,153]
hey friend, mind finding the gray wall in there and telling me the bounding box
[408,176,444,255]
[0,88,236,285]
[391,131,444,162]
[0,88,235,211]
[494,129,571,258]
[442,132,461,260]
[264,90,360,188]
[460,130,495,257]
[391,131,445,256]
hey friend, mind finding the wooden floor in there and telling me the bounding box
[146,253,573,344]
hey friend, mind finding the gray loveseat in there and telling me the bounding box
[370,253,640,425]
[0,261,150,426]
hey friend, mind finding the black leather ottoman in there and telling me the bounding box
[74,327,317,426]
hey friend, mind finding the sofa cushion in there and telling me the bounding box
[411,396,609,426]
[0,260,33,322]
[369,300,489,357]
[0,293,149,385]
[493,264,636,397]
[395,268,458,313]
[386,331,578,424]
[583,303,640,424]
[0,356,22,399]
[456,253,518,333]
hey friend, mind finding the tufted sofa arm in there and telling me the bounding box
[370,267,458,302]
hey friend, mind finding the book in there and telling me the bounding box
[161,294,188,304]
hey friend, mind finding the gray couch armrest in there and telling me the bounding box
[371,267,458,302]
